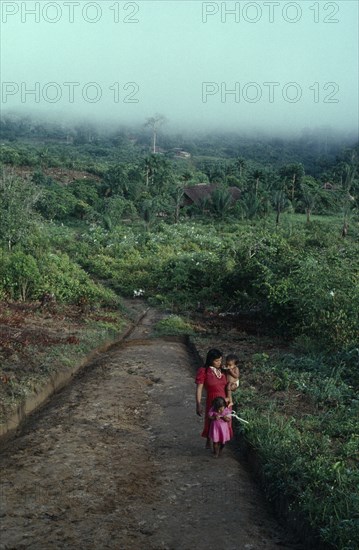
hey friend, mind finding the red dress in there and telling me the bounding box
[195,367,233,439]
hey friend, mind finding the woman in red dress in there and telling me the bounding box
[195,348,233,448]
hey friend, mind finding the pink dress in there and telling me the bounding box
[208,406,232,444]
[195,367,233,439]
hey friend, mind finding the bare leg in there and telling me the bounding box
[213,442,220,457]
[219,443,225,456]
[205,437,211,449]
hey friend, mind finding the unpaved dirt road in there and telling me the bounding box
[0,307,302,550]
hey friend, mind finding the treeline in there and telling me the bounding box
[1,114,356,173]
[0,128,358,235]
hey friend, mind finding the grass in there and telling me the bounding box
[152,315,194,337]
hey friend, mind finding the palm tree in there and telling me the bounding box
[140,199,156,231]
[300,186,316,223]
[279,163,305,202]
[173,184,185,223]
[272,189,290,225]
[38,147,50,170]
[341,195,356,237]
[143,156,152,188]
[235,157,246,178]
[336,152,358,237]
[342,158,357,194]
[252,169,264,198]
[241,192,260,220]
[142,154,173,195]
[195,196,210,217]
[142,154,160,188]
[211,188,232,218]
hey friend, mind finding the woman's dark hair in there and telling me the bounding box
[204,348,222,368]
[226,354,240,365]
[211,396,226,411]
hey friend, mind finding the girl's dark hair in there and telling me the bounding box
[204,348,222,368]
[226,354,240,365]
[211,396,226,411]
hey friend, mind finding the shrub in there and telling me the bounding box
[37,252,118,306]
[0,250,41,300]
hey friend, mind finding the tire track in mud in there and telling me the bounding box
[0,308,302,550]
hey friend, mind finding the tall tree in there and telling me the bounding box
[335,152,358,236]
[144,114,167,153]
[279,163,305,202]
[251,169,264,198]
[171,184,185,223]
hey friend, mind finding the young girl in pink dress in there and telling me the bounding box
[208,396,232,457]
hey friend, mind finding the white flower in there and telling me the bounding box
[329,290,335,297]
[133,289,145,297]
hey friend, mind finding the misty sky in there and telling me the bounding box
[1,0,358,135]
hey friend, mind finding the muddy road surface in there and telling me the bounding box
[0,308,302,550]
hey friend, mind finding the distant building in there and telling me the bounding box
[322,182,336,190]
[154,146,166,154]
[171,148,191,159]
[178,151,191,159]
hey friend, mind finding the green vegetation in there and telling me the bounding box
[233,351,359,550]
[49,220,357,355]
[0,116,358,549]
[152,315,194,337]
